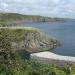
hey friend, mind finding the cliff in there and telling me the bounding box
[0,27,60,53]
[0,13,65,27]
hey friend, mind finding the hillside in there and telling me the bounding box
[0,27,59,53]
[0,13,65,27]
[1,27,75,75]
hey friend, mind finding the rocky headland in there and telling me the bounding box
[0,13,65,27]
[0,27,59,53]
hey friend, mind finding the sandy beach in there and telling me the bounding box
[31,51,75,62]
[31,51,75,67]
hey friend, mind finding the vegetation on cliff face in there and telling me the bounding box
[0,35,75,75]
[0,27,59,53]
[0,13,64,27]
[0,27,75,75]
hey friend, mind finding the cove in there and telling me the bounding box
[17,21,75,56]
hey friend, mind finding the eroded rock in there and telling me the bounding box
[0,27,60,53]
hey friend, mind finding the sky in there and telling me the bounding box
[0,0,75,18]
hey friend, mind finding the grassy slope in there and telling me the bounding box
[0,13,31,22]
[0,31,74,75]
[0,27,75,75]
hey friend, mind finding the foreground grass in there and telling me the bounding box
[0,58,75,75]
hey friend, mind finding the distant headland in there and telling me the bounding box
[0,13,65,27]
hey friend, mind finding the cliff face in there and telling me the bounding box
[0,27,59,53]
[0,13,64,27]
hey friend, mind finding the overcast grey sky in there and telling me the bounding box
[0,0,75,18]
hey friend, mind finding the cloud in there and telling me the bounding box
[0,0,75,18]
[0,2,8,9]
